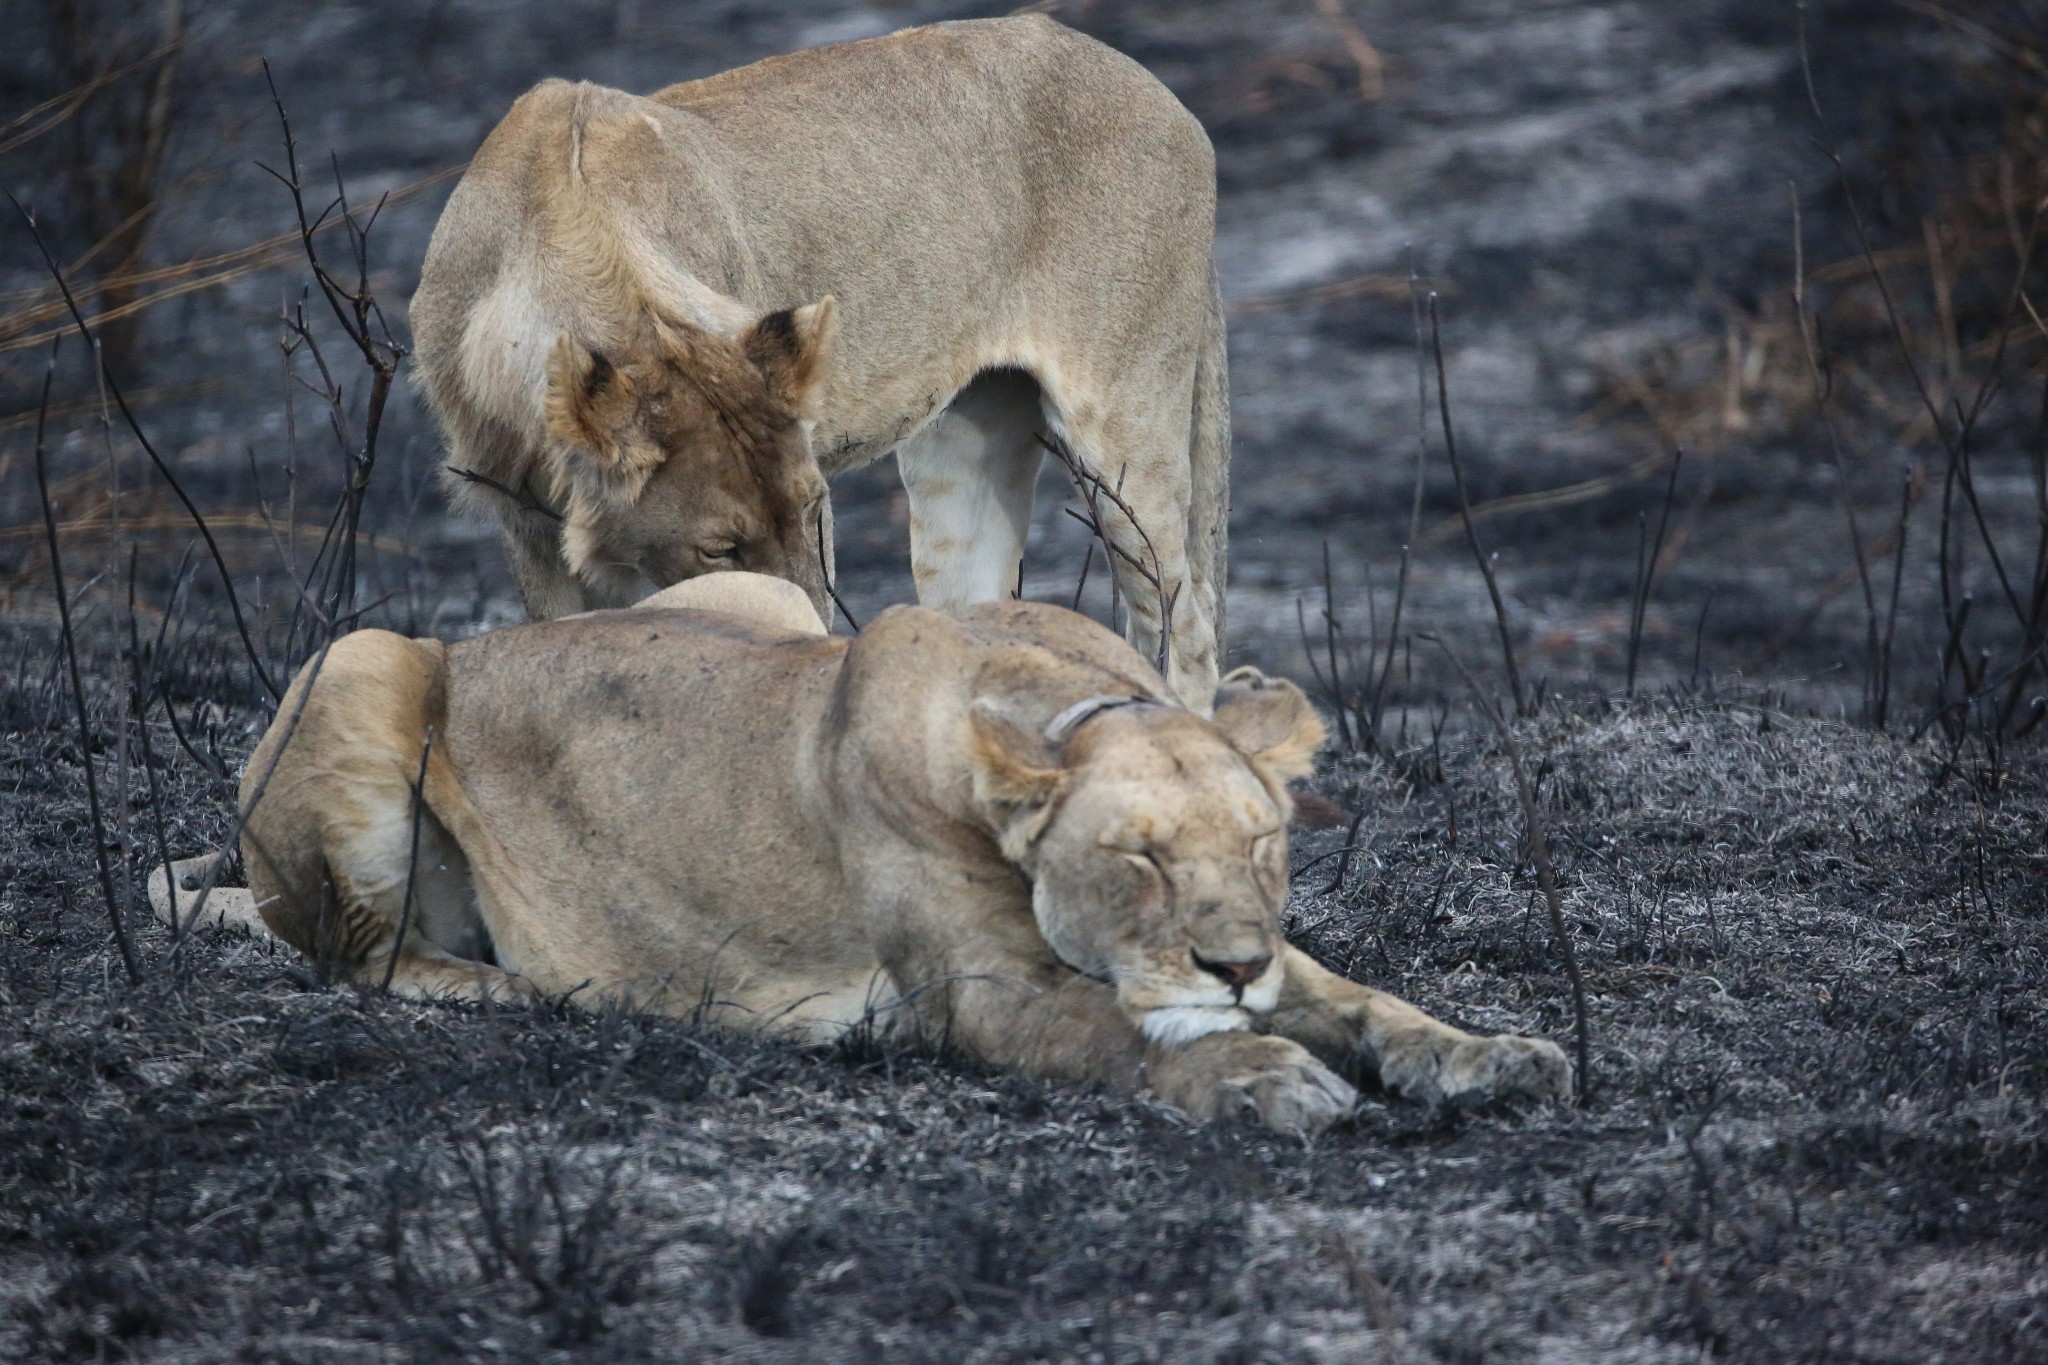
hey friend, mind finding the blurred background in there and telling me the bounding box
[2,0,2044,729]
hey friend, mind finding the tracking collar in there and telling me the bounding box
[1043,693,1169,744]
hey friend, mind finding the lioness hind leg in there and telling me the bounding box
[1267,945,1571,1107]
[898,368,1045,609]
[1046,374,1219,709]
[293,786,534,1006]
[241,630,535,1006]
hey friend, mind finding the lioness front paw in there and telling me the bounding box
[1381,1032,1571,1107]
[1148,1033,1358,1137]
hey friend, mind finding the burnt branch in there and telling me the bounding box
[1041,431,1179,677]
[33,337,141,984]
[11,196,281,701]
[1428,293,1527,717]
[1423,633,1591,1104]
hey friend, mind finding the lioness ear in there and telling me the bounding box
[741,296,836,418]
[966,701,1068,856]
[1212,667,1326,785]
[544,333,661,503]
[544,333,642,452]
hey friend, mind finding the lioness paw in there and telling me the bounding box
[1148,1033,1358,1137]
[1382,1032,1570,1107]
[1444,1035,1571,1104]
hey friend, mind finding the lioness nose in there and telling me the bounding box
[1193,950,1272,991]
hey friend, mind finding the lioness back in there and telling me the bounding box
[414,15,1211,474]
[411,15,1230,704]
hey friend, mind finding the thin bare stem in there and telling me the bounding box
[381,726,434,993]
[1428,293,1525,716]
[1319,804,1372,897]
[11,197,280,700]
[1876,466,1920,730]
[1042,433,1177,677]
[816,507,858,632]
[1367,264,1436,744]
[34,338,141,984]
[1422,633,1590,1104]
[123,555,178,956]
[1626,450,1684,696]
[1791,183,1881,717]
[1320,539,1355,749]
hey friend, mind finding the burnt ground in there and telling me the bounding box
[3,0,2048,1360]
[0,623,2044,1363]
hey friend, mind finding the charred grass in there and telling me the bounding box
[1,619,2043,1363]
[4,1,2048,1358]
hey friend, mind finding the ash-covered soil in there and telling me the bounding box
[2,1,2045,1361]
[0,624,2043,1363]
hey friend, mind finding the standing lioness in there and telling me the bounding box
[411,15,1231,706]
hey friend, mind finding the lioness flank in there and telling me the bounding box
[153,588,1568,1135]
[411,15,1232,707]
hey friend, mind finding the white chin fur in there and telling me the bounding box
[1142,1005,1250,1047]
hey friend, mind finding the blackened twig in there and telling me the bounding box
[1319,539,1356,749]
[1422,633,1590,1104]
[1367,266,1436,747]
[1320,804,1373,897]
[444,464,563,521]
[1042,432,1178,677]
[1790,183,1881,718]
[34,338,141,984]
[1429,294,1526,716]
[125,550,179,958]
[381,726,434,993]
[1876,466,1921,730]
[1626,449,1684,696]
[11,197,281,701]
[262,68,406,648]
[816,505,858,632]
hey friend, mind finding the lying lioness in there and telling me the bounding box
[155,580,1566,1133]
[411,14,1231,707]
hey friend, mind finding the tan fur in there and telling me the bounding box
[411,15,1231,706]
[629,571,827,635]
[164,592,1567,1135]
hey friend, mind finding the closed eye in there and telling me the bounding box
[1121,850,1168,881]
[1251,832,1284,892]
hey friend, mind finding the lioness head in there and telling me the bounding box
[542,299,837,611]
[968,666,1326,1047]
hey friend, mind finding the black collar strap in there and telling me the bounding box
[1043,693,1167,743]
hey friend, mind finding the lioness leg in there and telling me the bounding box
[1265,945,1571,1106]
[898,369,1044,609]
[242,631,534,1004]
[895,958,1354,1136]
[1051,375,1219,709]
